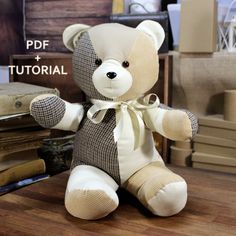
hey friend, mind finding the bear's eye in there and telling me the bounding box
[122,61,129,68]
[95,58,102,66]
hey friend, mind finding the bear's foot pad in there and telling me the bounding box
[65,187,119,220]
[147,181,187,217]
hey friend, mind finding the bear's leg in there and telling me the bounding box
[65,165,119,220]
[123,162,187,217]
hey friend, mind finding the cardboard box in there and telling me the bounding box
[198,115,236,140]
[192,152,236,166]
[179,0,217,53]
[170,146,192,166]
[192,162,236,174]
[193,134,236,158]
[224,90,236,122]
[175,140,192,149]
[199,115,236,130]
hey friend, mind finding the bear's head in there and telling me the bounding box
[63,20,165,101]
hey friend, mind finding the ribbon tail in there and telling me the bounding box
[88,95,160,150]
[88,99,121,124]
[129,111,145,150]
[137,114,145,148]
[113,114,124,143]
[87,106,107,124]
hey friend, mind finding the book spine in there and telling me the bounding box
[0,149,39,172]
[0,129,51,148]
[0,140,43,157]
[0,115,38,131]
[0,159,46,186]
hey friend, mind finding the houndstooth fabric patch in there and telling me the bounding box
[71,103,121,184]
[31,96,65,128]
[73,32,111,101]
[183,110,199,137]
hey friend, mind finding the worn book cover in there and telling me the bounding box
[0,127,51,148]
[0,174,50,195]
[0,159,46,186]
[0,140,45,156]
[0,113,38,131]
[0,82,59,116]
[0,149,39,172]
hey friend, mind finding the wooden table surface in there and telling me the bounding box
[0,166,236,236]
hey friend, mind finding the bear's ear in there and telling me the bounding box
[63,24,90,51]
[137,20,165,51]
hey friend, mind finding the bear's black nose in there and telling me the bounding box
[106,72,117,79]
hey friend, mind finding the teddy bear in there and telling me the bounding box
[30,20,198,220]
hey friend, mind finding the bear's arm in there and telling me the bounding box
[143,106,198,141]
[30,94,84,132]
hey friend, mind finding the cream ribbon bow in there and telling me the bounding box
[87,94,160,150]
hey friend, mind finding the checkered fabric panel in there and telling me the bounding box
[71,103,121,185]
[73,32,111,101]
[31,96,66,128]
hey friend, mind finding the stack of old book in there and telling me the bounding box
[0,82,59,194]
[192,115,236,174]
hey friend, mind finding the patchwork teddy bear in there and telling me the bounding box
[30,21,198,220]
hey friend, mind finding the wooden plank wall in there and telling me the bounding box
[0,0,25,65]
[25,0,112,52]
